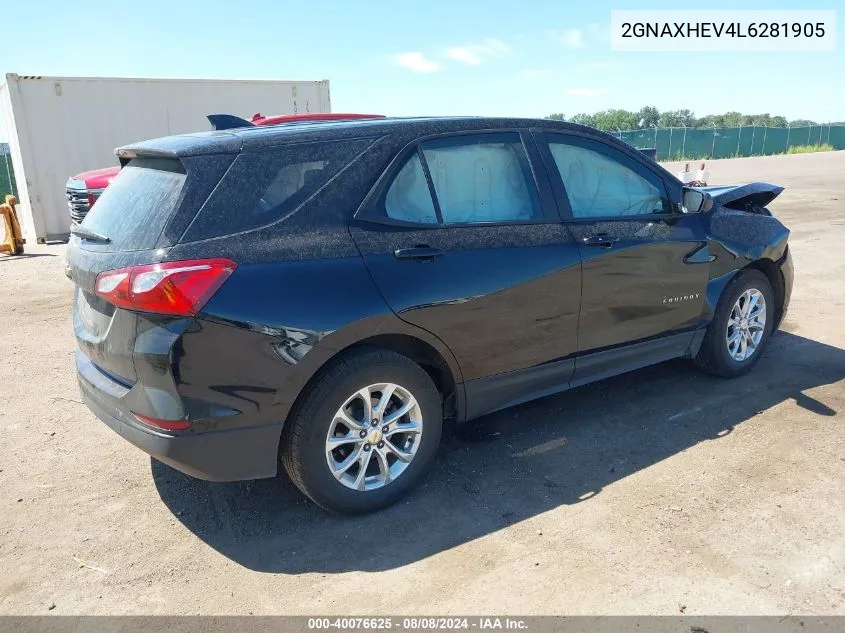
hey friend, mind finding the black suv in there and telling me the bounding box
[68,117,793,513]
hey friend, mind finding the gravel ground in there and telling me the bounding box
[0,152,843,615]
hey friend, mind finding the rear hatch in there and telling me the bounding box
[67,145,237,385]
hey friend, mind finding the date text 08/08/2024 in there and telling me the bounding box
[307,617,528,630]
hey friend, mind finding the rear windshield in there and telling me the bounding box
[79,158,186,251]
[182,138,373,242]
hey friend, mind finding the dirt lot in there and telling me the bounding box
[1,152,843,615]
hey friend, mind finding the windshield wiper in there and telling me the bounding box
[71,226,111,244]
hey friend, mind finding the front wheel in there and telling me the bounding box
[281,349,442,514]
[694,269,775,378]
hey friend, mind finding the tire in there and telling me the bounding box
[694,269,775,378]
[280,348,442,514]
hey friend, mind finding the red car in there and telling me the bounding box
[67,112,383,227]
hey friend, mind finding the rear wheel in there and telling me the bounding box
[281,349,442,514]
[694,269,775,377]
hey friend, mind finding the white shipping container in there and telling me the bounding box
[0,74,331,242]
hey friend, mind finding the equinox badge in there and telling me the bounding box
[663,293,700,304]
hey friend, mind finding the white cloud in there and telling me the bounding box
[445,38,510,66]
[567,87,610,98]
[446,47,483,66]
[551,28,584,47]
[475,38,510,57]
[394,52,442,73]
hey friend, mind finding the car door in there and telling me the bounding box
[532,130,710,382]
[350,130,582,418]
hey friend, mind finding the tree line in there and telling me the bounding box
[547,107,842,131]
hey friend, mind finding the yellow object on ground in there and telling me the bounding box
[0,195,24,255]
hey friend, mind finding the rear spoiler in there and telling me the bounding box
[638,147,657,161]
[207,114,256,131]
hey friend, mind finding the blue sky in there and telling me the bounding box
[1,0,842,141]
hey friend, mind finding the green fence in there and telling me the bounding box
[1,145,18,198]
[616,125,845,160]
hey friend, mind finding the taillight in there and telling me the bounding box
[87,192,96,207]
[94,258,236,317]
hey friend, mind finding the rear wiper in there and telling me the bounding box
[71,226,111,244]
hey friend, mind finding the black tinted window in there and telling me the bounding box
[184,139,372,241]
[80,158,185,251]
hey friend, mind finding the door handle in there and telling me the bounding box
[394,246,446,261]
[582,234,620,248]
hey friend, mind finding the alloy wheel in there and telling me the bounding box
[726,288,767,362]
[325,383,423,491]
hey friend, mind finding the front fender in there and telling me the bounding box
[696,206,791,330]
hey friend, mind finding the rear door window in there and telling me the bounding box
[373,132,546,226]
[79,158,186,251]
[384,154,438,224]
[183,138,373,241]
[421,135,542,224]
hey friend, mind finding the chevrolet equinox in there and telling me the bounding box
[68,117,793,513]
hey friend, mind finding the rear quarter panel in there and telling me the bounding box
[187,256,464,430]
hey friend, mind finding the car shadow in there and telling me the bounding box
[152,331,844,573]
[0,253,56,261]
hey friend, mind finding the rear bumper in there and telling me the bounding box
[77,351,281,482]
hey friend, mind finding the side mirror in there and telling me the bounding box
[682,188,713,214]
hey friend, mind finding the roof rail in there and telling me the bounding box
[207,112,386,131]
[252,113,386,126]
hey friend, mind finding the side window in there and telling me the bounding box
[384,154,438,224]
[258,160,329,212]
[548,141,666,218]
[421,135,542,224]
[184,138,372,241]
